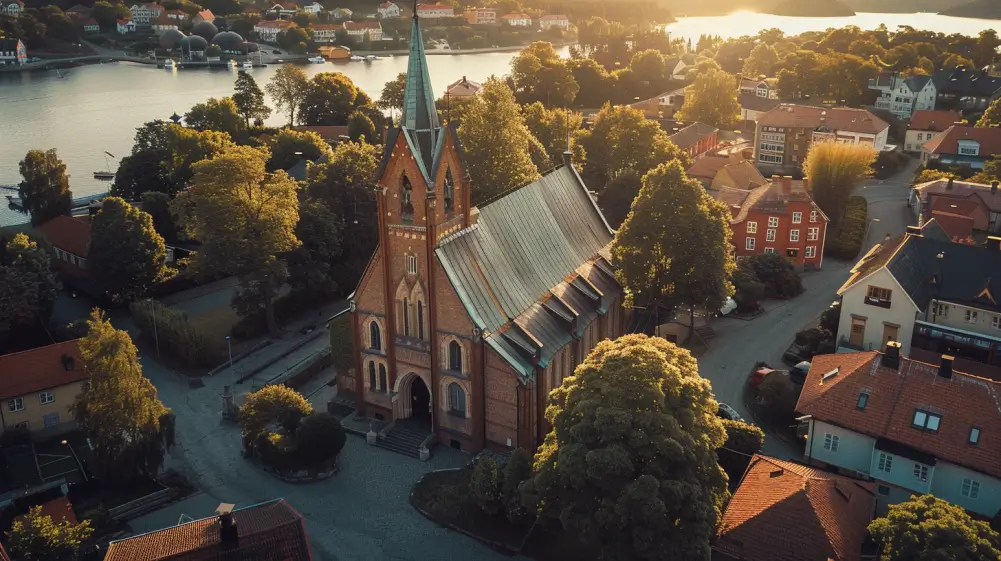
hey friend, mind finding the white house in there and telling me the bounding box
[500,13,532,27]
[0,0,24,16]
[538,14,568,29]
[130,2,164,26]
[117,18,136,34]
[905,110,961,153]
[797,346,1001,517]
[152,12,178,34]
[739,76,779,99]
[301,1,323,14]
[869,72,938,120]
[330,7,353,19]
[311,23,340,44]
[0,38,26,66]
[343,20,383,42]
[254,20,295,43]
[416,2,453,18]
[378,1,401,18]
[269,3,298,18]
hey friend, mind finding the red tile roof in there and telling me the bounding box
[909,110,962,132]
[343,20,382,30]
[914,179,1001,212]
[758,104,889,135]
[195,8,213,20]
[36,215,91,257]
[0,340,86,400]
[928,210,974,239]
[797,351,1001,480]
[922,125,1001,156]
[716,178,827,225]
[104,499,312,561]
[14,496,79,526]
[715,455,875,561]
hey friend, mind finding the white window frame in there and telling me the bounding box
[406,254,417,276]
[823,433,839,452]
[877,452,893,473]
[807,227,819,241]
[39,391,54,405]
[766,229,776,242]
[8,398,23,412]
[790,229,800,242]
[758,153,783,164]
[764,247,775,254]
[965,310,979,324]
[792,212,802,224]
[913,463,929,482]
[993,316,1001,330]
[768,217,779,228]
[912,410,941,432]
[810,210,819,223]
[746,221,757,234]
[805,246,816,259]
[745,237,756,251]
[962,478,980,498]
[934,303,949,318]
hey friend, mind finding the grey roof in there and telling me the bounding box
[932,66,1001,98]
[435,165,618,379]
[401,11,440,180]
[669,122,719,150]
[885,234,1001,312]
[904,74,932,92]
[738,92,781,113]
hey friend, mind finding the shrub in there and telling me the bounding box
[820,301,841,333]
[294,412,346,469]
[471,456,502,516]
[129,300,223,366]
[718,420,764,484]
[824,196,868,260]
[239,385,313,451]
[745,253,803,299]
[794,327,834,359]
[731,261,765,312]
[872,150,910,180]
[758,372,799,422]
[501,449,533,525]
[914,168,962,184]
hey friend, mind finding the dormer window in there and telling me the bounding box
[444,169,455,212]
[958,139,980,156]
[401,176,414,222]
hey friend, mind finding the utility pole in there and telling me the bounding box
[226,335,235,385]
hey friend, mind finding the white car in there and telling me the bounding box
[717,403,744,423]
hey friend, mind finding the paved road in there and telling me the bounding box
[698,158,920,460]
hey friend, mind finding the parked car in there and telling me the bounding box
[789,361,811,385]
[717,403,744,423]
[272,49,281,54]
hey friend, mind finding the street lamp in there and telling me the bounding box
[149,299,160,359]
[226,335,235,385]
[61,440,88,482]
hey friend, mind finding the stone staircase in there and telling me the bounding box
[375,422,431,459]
[695,324,716,340]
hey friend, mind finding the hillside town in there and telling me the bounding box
[4,2,1001,561]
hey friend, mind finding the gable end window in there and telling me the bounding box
[369,321,382,351]
[448,340,462,372]
[965,310,979,324]
[913,463,929,482]
[406,255,417,276]
[444,169,455,212]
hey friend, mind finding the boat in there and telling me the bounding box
[308,56,326,63]
[227,59,238,69]
[364,55,378,62]
[163,59,176,70]
[242,60,253,69]
[93,151,116,181]
[349,55,363,62]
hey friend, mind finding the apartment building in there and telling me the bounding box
[868,72,937,119]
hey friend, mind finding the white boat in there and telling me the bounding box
[227,59,238,69]
[308,56,326,63]
[163,59,176,70]
[364,55,378,62]
[242,60,253,69]
[349,55,364,62]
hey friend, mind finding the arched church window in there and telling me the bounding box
[379,364,387,392]
[401,175,414,222]
[444,169,455,212]
[368,361,376,390]
[447,383,466,416]
[449,340,462,372]
[418,301,425,340]
[403,297,411,337]
[369,321,381,351]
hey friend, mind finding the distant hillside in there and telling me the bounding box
[942,0,1001,19]
[769,0,855,16]
[842,0,970,13]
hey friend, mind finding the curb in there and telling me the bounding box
[237,329,326,384]
[207,340,272,376]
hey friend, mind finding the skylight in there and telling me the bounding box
[821,367,840,382]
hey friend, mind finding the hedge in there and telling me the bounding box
[129,300,225,367]
[328,313,353,373]
[824,196,868,260]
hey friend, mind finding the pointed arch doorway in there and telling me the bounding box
[396,372,432,432]
[410,376,431,426]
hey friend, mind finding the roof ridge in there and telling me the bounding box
[0,339,81,359]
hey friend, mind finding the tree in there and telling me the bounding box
[132,119,172,154]
[266,64,310,126]
[521,102,585,171]
[731,260,765,312]
[173,145,300,335]
[677,68,740,130]
[112,150,175,200]
[73,309,170,484]
[239,384,312,444]
[205,44,222,58]
[509,41,578,107]
[869,495,1001,561]
[757,372,798,422]
[803,141,876,227]
[526,334,728,560]
[596,170,642,229]
[91,0,130,28]
[501,448,533,525]
[0,234,60,344]
[717,420,764,484]
[287,197,342,296]
[277,26,310,54]
[298,72,370,126]
[377,72,406,115]
[580,104,689,188]
[742,43,779,77]
[745,253,803,298]
[471,456,502,516]
[18,149,72,226]
[567,57,613,108]
[6,505,94,561]
[978,97,1001,128]
[915,168,962,184]
[141,191,178,244]
[267,128,332,173]
[184,97,245,139]
[164,124,236,188]
[294,412,346,468]
[457,78,540,204]
[612,161,735,330]
[232,71,271,125]
[347,110,377,143]
[88,197,166,302]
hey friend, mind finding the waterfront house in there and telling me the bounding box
[0,0,23,16]
[932,65,1001,112]
[500,13,532,27]
[116,18,136,33]
[152,12,179,34]
[464,7,496,24]
[921,125,1001,170]
[301,2,323,14]
[868,72,937,120]
[82,18,100,33]
[269,2,298,18]
[343,20,383,42]
[797,346,1001,517]
[37,215,90,279]
[538,14,569,29]
[330,7,353,19]
[192,8,215,23]
[911,178,1001,235]
[104,499,313,561]
[0,38,27,66]
[669,122,719,159]
[714,455,875,561]
[753,104,890,175]
[0,340,88,438]
[688,151,767,191]
[416,2,453,18]
[378,1,402,18]
[715,175,829,269]
[445,76,481,97]
[905,109,961,153]
[130,2,165,27]
[254,20,295,43]
[311,23,340,44]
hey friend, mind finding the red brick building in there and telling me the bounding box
[346,12,626,454]
[669,122,719,160]
[715,176,829,269]
[36,215,91,279]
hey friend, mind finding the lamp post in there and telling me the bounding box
[226,335,235,385]
[61,439,88,482]
[149,299,160,359]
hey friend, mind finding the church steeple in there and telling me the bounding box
[402,0,440,179]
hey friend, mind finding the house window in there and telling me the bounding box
[745,238,756,251]
[823,433,839,452]
[406,255,417,275]
[792,212,802,223]
[857,392,869,410]
[764,247,775,254]
[368,362,376,390]
[768,217,779,228]
[807,227,819,241]
[444,169,455,212]
[877,452,892,473]
[369,321,381,351]
[790,229,800,242]
[401,176,414,222]
[39,391,54,405]
[965,310,978,324]
[912,410,941,432]
[913,463,929,482]
[810,211,818,223]
[379,364,387,392]
[805,246,817,259]
[42,412,59,428]
[933,303,949,318]
[448,340,462,372]
[867,286,892,302]
[403,297,410,337]
[12,421,27,430]
[970,427,981,444]
[993,316,1001,330]
[962,478,980,498]
[447,382,466,416]
[959,146,979,156]
[877,485,890,496]
[746,221,757,234]
[759,142,784,152]
[766,229,776,242]
[7,398,23,412]
[758,153,783,164]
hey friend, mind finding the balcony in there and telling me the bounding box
[864,295,892,309]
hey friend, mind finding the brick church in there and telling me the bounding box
[345,9,628,453]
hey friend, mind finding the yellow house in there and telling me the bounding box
[0,340,87,437]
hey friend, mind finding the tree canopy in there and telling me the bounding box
[580,104,689,188]
[298,72,372,126]
[803,141,875,227]
[18,149,72,226]
[0,233,60,349]
[979,96,1001,128]
[232,71,271,125]
[87,197,166,302]
[596,169,642,229]
[742,43,779,77]
[6,505,94,561]
[184,96,245,139]
[869,494,1001,561]
[266,128,332,172]
[525,334,728,561]
[521,102,586,171]
[266,64,310,126]
[677,68,740,130]
[377,72,407,114]
[510,41,579,107]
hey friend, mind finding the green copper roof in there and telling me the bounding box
[402,11,439,177]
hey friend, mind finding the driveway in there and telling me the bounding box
[698,157,919,460]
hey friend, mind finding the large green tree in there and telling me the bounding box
[596,170,642,229]
[377,72,407,115]
[677,68,740,130]
[73,309,171,484]
[525,334,728,561]
[184,96,245,139]
[0,233,60,346]
[239,384,312,445]
[18,149,73,226]
[521,102,586,171]
[267,128,332,172]
[510,41,579,107]
[141,191,178,244]
[803,141,875,227]
[978,97,1001,128]
[457,78,541,204]
[580,104,689,188]
[298,72,371,126]
[347,110,377,143]
[287,197,343,296]
[869,494,1001,561]
[6,505,93,561]
[174,146,300,335]
[266,64,310,126]
[112,150,175,200]
[88,197,166,302]
[232,70,272,125]
[742,43,779,77]
[611,161,736,335]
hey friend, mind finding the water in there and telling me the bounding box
[1,11,1000,226]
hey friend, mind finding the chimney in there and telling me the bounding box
[938,355,954,379]
[906,225,923,236]
[562,150,573,169]
[946,177,954,190]
[882,341,901,369]
[217,504,238,547]
[469,206,480,226]
[992,181,998,195]
[781,176,792,195]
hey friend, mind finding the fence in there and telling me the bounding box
[108,487,171,521]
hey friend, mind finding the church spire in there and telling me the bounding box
[402,0,440,177]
